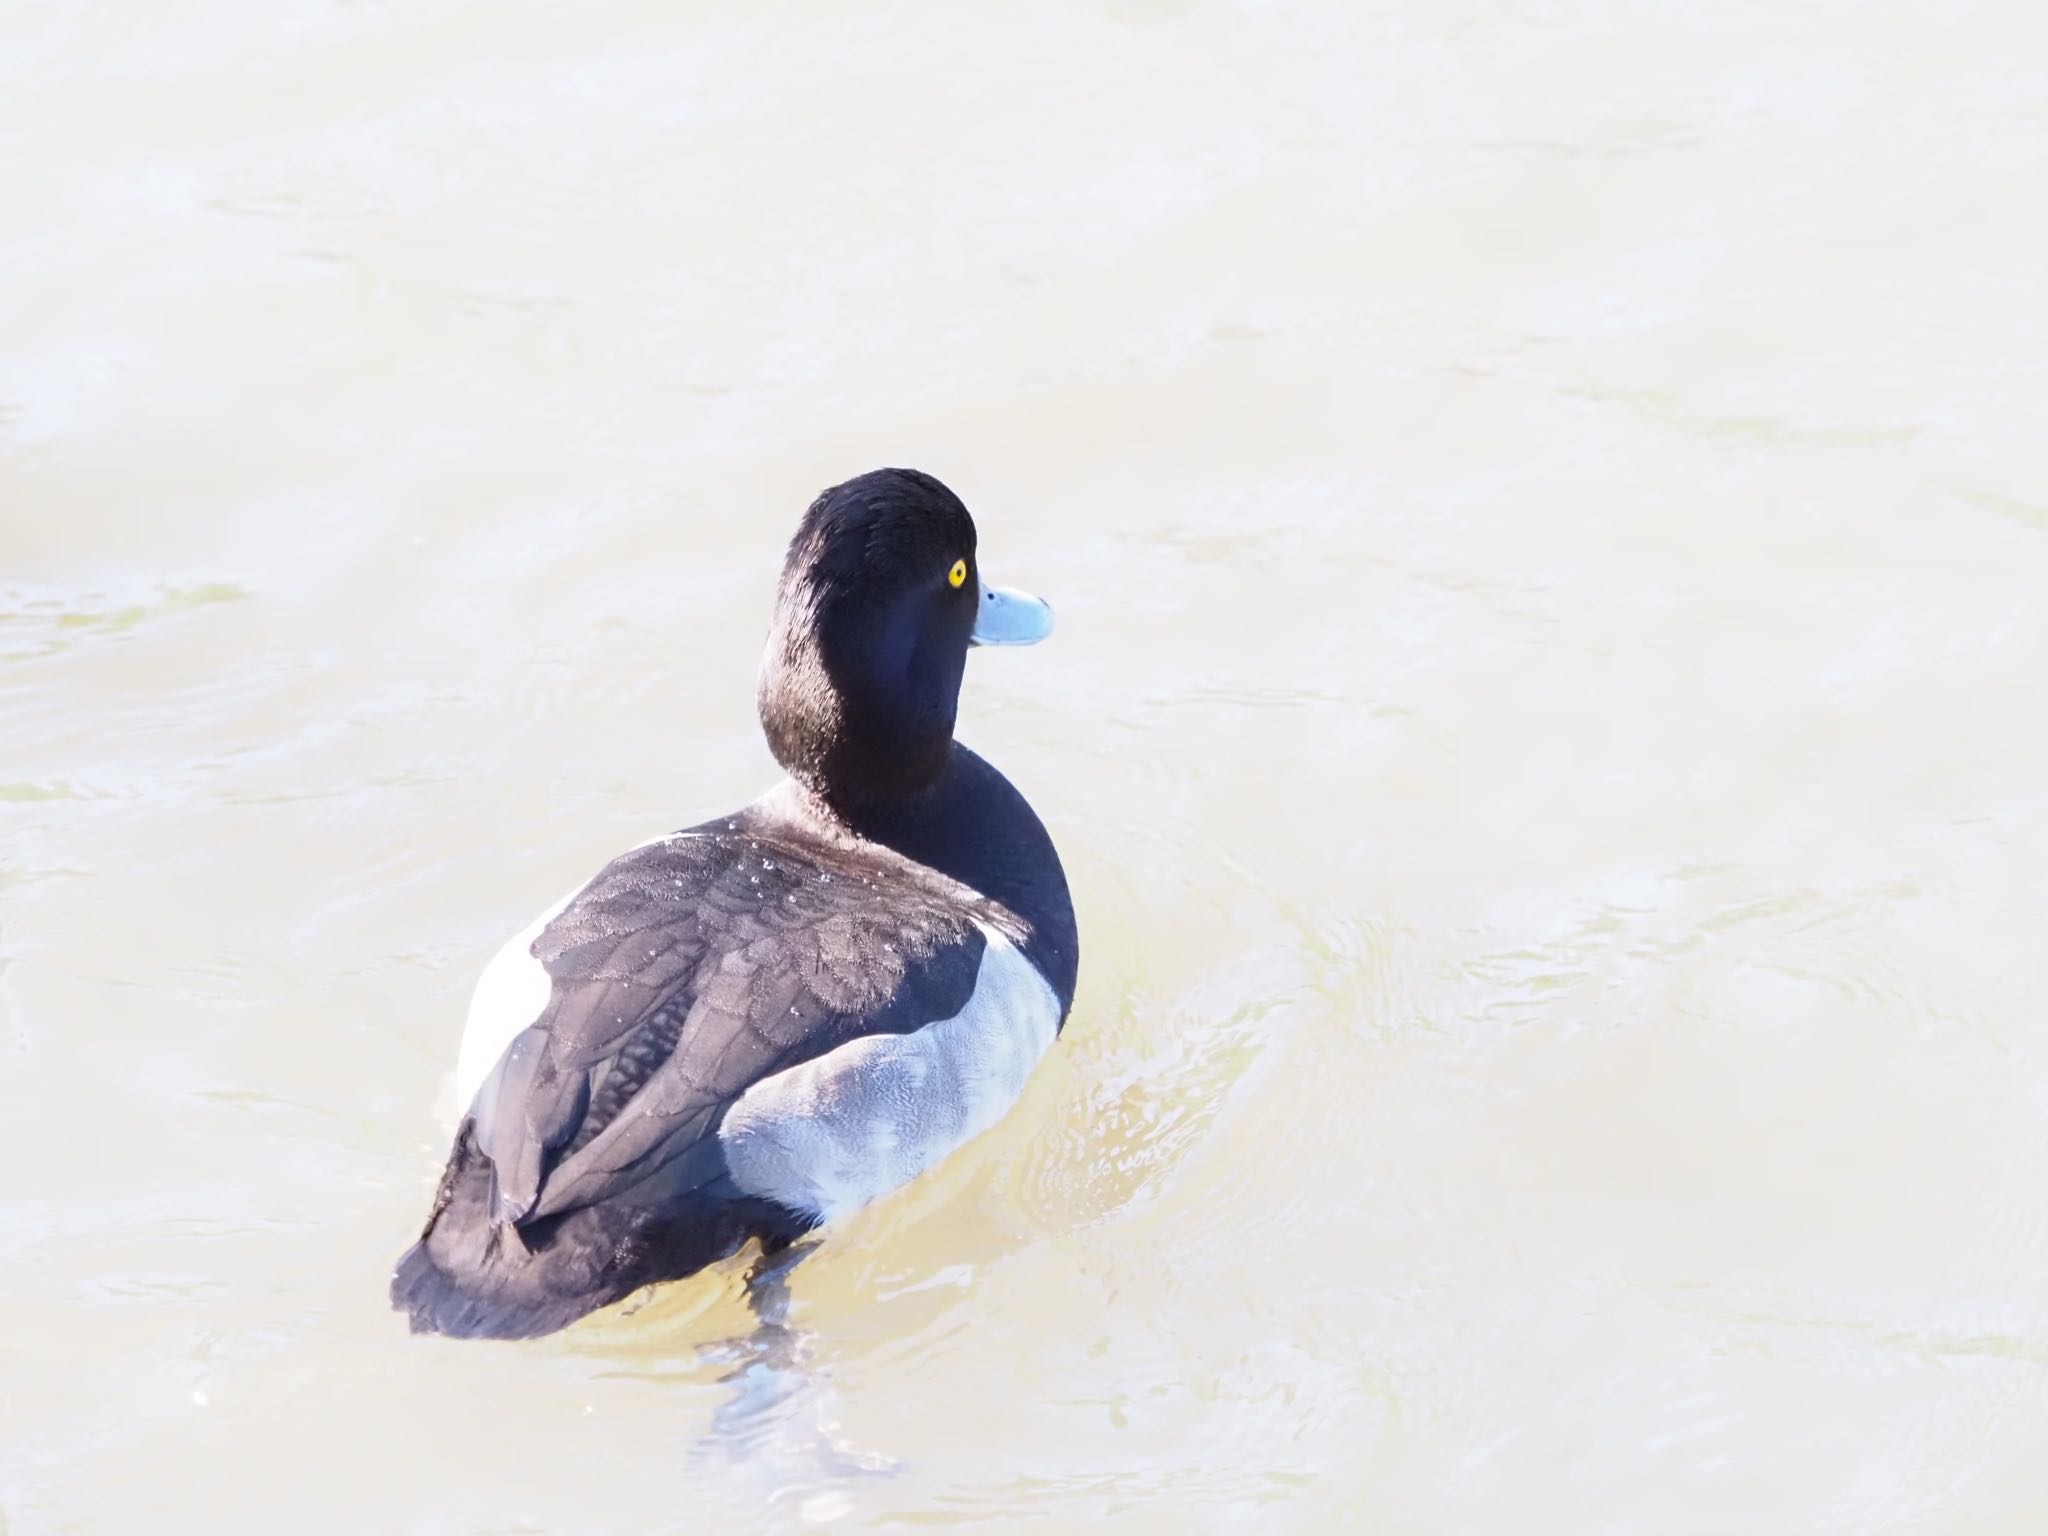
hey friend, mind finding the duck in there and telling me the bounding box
[390,467,1079,1339]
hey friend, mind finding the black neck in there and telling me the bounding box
[757,577,966,809]
[775,745,1078,1013]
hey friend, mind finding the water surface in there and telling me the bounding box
[5,3,2048,1531]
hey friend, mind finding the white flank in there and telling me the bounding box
[718,923,1061,1223]
[454,888,577,1113]
[452,831,702,1113]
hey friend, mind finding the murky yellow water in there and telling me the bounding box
[6,3,2048,1531]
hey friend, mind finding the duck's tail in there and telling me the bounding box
[388,1124,646,1340]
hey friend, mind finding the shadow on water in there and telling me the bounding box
[677,1245,905,1524]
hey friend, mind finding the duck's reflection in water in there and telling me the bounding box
[686,1245,904,1517]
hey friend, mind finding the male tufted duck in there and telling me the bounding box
[390,468,1078,1339]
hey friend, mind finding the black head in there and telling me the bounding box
[759,468,1043,812]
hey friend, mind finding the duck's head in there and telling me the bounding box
[758,467,1054,811]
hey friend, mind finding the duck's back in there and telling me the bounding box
[392,761,1071,1339]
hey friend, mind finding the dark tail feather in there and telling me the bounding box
[389,1234,616,1341]
[389,1124,801,1340]
[389,1125,646,1340]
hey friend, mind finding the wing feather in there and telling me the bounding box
[468,823,987,1230]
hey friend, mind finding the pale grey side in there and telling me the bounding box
[717,922,1061,1222]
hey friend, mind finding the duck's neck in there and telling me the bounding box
[756,586,962,806]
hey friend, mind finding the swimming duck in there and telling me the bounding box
[391,468,1078,1339]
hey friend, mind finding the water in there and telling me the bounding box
[5,3,2048,1531]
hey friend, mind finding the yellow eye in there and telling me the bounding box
[948,559,968,590]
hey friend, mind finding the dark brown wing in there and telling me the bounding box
[468,821,991,1230]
